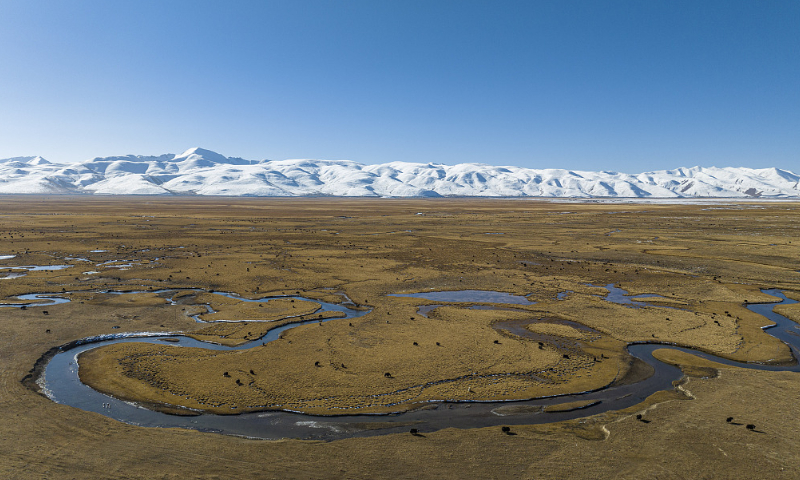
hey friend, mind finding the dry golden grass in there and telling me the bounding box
[80,305,629,414]
[542,399,600,413]
[193,295,321,321]
[650,348,721,377]
[1,197,799,478]
[524,321,597,340]
[775,290,800,323]
[775,303,800,323]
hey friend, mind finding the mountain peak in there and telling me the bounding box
[0,156,51,165]
[174,147,227,161]
[172,147,258,167]
[26,156,51,165]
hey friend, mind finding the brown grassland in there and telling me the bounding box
[1,196,799,479]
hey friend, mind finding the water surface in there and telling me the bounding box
[391,290,535,305]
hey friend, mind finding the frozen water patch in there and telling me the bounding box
[590,284,673,309]
[294,421,344,433]
[11,265,73,271]
[104,264,135,270]
[95,259,147,270]
[0,272,27,280]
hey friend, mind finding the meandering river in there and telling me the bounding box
[29,287,800,441]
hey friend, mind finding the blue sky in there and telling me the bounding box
[1,0,798,172]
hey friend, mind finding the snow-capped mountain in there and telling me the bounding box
[0,147,797,197]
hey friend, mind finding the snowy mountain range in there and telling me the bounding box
[0,147,798,198]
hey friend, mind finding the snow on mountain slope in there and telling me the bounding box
[0,147,797,197]
[86,175,172,195]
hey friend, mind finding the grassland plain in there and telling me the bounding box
[1,196,799,479]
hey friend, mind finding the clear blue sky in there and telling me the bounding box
[1,0,798,172]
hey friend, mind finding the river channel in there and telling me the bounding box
[28,287,800,441]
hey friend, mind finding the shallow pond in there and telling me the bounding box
[391,289,535,305]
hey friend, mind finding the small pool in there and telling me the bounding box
[391,290,535,305]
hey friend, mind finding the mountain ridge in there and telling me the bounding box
[0,147,797,198]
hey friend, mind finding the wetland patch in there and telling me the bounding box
[3,198,800,479]
[29,286,800,441]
